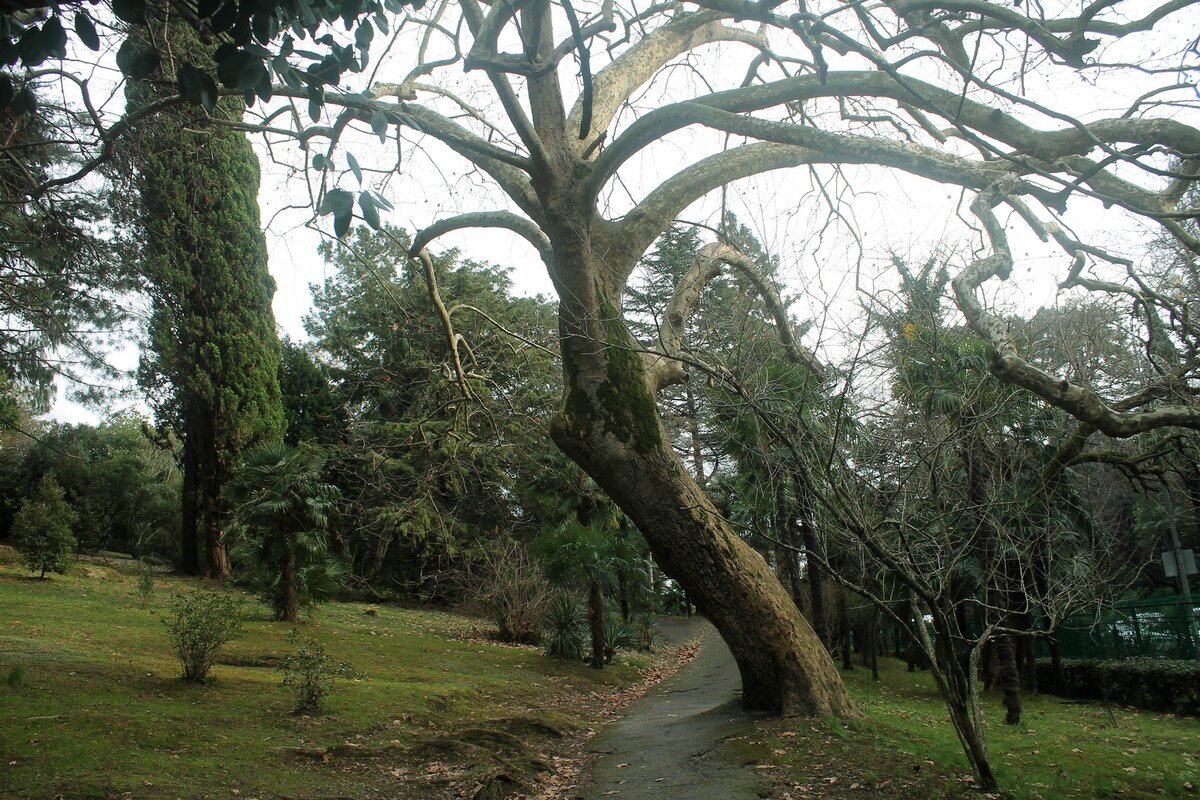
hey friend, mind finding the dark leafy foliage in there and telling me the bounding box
[1037,658,1200,716]
[0,0,424,113]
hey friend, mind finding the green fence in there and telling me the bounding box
[1038,596,1199,661]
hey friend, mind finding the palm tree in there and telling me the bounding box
[537,520,641,669]
[227,442,341,622]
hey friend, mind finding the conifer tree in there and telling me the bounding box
[12,474,77,579]
[123,8,284,577]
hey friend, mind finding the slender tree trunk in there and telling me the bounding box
[927,608,997,791]
[281,532,298,622]
[789,472,830,650]
[550,288,854,715]
[837,588,854,671]
[996,633,1022,725]
[771,479,807,615]
[618,569,631,623]
[869,609,880,681]
[588,578,605,669]
[180,434,201,575]
[201,451,229,579]
[1047,629,1065,692]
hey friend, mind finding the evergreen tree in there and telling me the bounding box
[227,442,342,622]
[0,81,127,424]
[12,474,76,578]
[121,9,284,577]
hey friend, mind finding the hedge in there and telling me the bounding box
[1036,658,1200,716]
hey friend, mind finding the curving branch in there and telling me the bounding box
[412,247,474,400]
[272,86,544,224]
[615,142,815,272]
[408,210,553,267]
[644,241,826,393]
[565,10,765,156]
[951,186,1200,437]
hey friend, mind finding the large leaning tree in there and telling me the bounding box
[15,0,1200,715]
[245,0,1200,715]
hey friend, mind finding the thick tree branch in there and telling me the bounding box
[615,142,814,271]
[951,187,1200,437]
[565,10,764,156]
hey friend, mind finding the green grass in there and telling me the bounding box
[0,557,651,800]
[761,658,1200,799]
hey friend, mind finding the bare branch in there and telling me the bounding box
[409,210,553,267]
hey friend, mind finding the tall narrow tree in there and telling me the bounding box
[122,8,284,576]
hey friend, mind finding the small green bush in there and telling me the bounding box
[602,619,634,664]
[633,613,659,652]
[1036,658,1200,715]
[279,631,361,714]
[137,560,155,608]
[7,665,27,689]
[543,593,587,662]
[164,592,246,683]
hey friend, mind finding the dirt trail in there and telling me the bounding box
[580,618,771,800]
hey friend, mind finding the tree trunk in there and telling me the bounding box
[1047,629,1065,692]
[281,532,298,622]
[180,435,201,575]
[588,578,605,670]
[618,569,631,623]
[202,469,229,579]
[839,588,854,671]
[550,287,854,715]
[996,634,1022,725]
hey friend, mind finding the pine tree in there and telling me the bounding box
[122,8,284,577]
[12,474,77,578]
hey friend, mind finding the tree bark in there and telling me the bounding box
[281,532,298,622]
[839,588,854,671]
[996,634,1023,725]
[550,288,854,715]
[179,432,201,575]
[588,578,605,669]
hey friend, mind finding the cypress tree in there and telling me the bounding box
[123,8,284,576]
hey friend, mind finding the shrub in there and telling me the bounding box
[164,592,246,683]
[11,475,77,579]
[633,612,659,652]
[7,665,26,689]
[279,631,362,714]
[137,560,155,608]
[543,593,587,661]
[602,619,634,664]
[1036,658,1200,716]
[469,538,551,644]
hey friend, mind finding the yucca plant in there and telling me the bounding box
[543,593,587,662]
[602,619,634,664]
[633,612,659,652]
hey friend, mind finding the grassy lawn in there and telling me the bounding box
[0,555,655,800]
[758,658,1200,799]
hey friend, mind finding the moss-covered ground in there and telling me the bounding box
[756,657,1200,799]
[0,554,656,800]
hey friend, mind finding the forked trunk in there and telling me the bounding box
[549,280,855,716]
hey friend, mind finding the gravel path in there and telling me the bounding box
[580,618,772,800]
